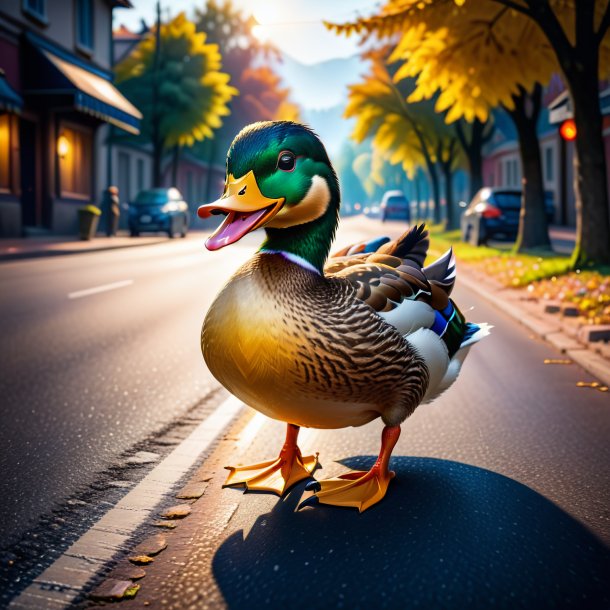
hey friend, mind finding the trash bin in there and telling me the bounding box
[78,205,101,240]
[103,186,120,237]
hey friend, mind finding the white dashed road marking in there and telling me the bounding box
[67,280,134,299]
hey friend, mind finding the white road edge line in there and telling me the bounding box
[67,280,134,299]
[235,412,266,455]
[9,395,244,610]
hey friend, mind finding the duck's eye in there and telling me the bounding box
[277,151,296,172]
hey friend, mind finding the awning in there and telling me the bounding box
[42,50,142,134]
[24,34,141,134]
[0,70,23,113]
[548,88,610,125]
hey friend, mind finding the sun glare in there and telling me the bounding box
[251,24,270,44]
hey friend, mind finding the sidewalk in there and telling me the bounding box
[0,232,170,262]
[458,264,610,387]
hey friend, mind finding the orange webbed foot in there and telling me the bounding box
[224,423,318,496]
[298,425,401,513]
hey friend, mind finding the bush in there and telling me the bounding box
[79,205,102,216]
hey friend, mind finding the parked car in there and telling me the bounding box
[461,188,554,246]
[128,188,189,238]
[380,190,410,222]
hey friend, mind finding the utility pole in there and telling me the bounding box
[151,1,162,186]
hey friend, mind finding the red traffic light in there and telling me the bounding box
[560,119,577,141]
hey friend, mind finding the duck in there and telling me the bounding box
[198,121,490,512]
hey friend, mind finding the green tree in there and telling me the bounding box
[115,12,237,186]
[327,0,610,263]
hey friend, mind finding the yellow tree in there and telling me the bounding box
[346,54,463,226]
[116,12,237,186]
[327,0,610,264]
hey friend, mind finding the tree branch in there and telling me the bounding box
[596,1,610,43]
[531,82,542,123]
[488,0,531,18]
[454,120,470,153]
[385,77,437,171]
[482,119,496,145]
[492,0,574,59]
[575,1,595,48]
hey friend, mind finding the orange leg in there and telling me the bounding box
[299,425,401,513]
[224,423,318,496]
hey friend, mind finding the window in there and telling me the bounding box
[136,158,145,192]
[58,124,92,199]
[503,158,520,188]
[513,159,521,186]
[23,0,47,23]
[76,0,94,52]
[544,146,554,183]
[0,114,10,192]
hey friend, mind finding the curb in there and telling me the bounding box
[458,270,610,387]
[8,395,244,610]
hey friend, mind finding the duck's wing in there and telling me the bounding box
[327,225,467,353]
[326,224,452,315]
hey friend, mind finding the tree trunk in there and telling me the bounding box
[171,144,180,186]
[151,2,163,188]
[567,66,610,266]
[499,0,610,264]
[469,151,483,199]
[455,118,491,200]
[415,172,422,221]
[442,162,457,231]
[152,139,164,187]
[506,85,551,252]
[427,163,441,224]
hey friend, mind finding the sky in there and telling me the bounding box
[113,0,379,112]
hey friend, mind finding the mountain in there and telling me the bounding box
[274,54,363,112]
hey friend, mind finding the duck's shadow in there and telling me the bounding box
[212,457,610,609]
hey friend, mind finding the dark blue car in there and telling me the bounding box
[129,188,189,238]
[461,188,554,246]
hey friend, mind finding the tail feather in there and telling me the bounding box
[423,247,456,296]
[461,322,493,348]
[377,224,429,267]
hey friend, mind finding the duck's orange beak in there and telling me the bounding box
[198,171,285,250]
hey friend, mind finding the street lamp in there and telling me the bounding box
[57,134,70,159]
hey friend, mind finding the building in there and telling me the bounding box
[0,0,142,237]
[104,141,225,231]
[481,76,610,227]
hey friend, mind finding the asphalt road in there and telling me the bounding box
[0,218,387,552]
[0,231,238,550]
[1,217,609,609]
[119,246,610,610]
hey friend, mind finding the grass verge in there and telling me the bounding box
[427,227,610,325]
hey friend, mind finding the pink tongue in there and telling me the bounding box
[205,208,269,250]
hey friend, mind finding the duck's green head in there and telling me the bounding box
[198,121,340,271]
